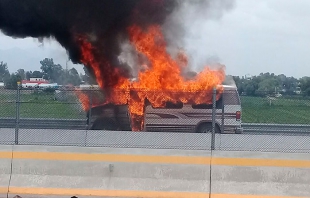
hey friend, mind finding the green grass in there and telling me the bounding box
[0,91,86,119]
[1,90,310,124]
[241,96,310,124]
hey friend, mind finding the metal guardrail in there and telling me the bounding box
[0,118,87,130]
[241,123,310,133]
[0,118,310,133]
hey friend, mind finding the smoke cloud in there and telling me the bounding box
[0,0,235,86]
[163,0,236,72]
[0,0,177,84]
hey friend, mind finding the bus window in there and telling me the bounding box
[192,97,223,109]
[223,90,240,105]
[152,101,183,109]
[166,101,183,109]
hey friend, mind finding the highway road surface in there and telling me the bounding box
[0,128,309,153]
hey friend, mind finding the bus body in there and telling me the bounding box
[87,85,243,134]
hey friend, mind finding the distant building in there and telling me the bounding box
[21,79,49,89]
[79,84,100,89]
[29,77,45,82]
[0,82,4,88]
[244,74,252,80]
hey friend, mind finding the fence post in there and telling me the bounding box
[15,81,21,145]
[211,87,216,150]
[221,89,225,133]
[87,85,93,130]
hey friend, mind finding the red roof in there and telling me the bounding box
[22,80,49,84]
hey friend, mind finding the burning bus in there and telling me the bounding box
[75,24,243,134]
[77,84,243,134]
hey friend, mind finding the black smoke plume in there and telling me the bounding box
[0,0,178,87]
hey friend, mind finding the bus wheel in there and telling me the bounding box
[196,123,220,133]
[91,119,117,131]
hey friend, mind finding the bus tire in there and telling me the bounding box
[91,118,118,131]
[196,123,220,133]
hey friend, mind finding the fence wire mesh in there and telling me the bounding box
[0,87,16,118]
[0,85,309,153]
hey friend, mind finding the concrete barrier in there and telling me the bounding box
[211,150,310,197]
[0,145,309,198]
[0,145,13,197]
[8,145,211,198]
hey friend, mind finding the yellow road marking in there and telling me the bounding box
[0,151,12,159]
[212,157,310,168]
[7,187,309,198]
[212,194,308,198]
[9,187,207,198]
[0,187,8,194]
[1,151,310,168]
[13,151,210,165]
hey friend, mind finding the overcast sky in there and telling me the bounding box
[0,0,309,78]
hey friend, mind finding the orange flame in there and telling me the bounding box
[76,25,225,131]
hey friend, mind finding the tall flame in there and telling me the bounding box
[76,25,226,131]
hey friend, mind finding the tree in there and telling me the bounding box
[79,73,84,83]
[232,72,300,97]
[4,73,22,89]
[25,71,32,80]
[279,76,298,95]
[59,67,82,86]
[256,78,279,96]
[300,77,310,96]
[17,69,26,80]
[0,61,10,82]
[40,58,64,83]
[245,83,255,96]
[81,67,97,85]
[32,70,43,78]
[232,76,245,94]
[68,67,81,86]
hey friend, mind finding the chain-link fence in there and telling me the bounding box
[221,93,310,153]
[0,84,309,153]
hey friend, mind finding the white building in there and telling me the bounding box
[29,77,45,82]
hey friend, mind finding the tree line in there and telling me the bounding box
[2,59,310,96]
[0,58,95,89]
[232,73,310,96]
